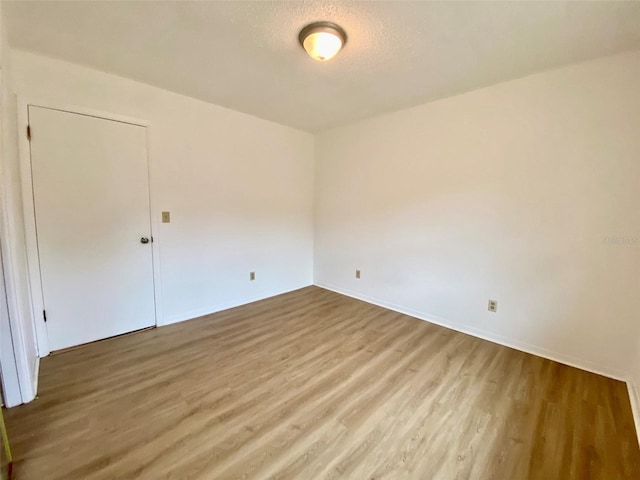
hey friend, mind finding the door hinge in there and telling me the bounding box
[27,125,31,140]
[43,310,47,322]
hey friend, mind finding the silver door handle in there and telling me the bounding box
[140,237,150,244]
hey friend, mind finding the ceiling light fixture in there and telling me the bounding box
[299,22,347,61]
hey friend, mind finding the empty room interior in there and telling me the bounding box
[0,1,639,479]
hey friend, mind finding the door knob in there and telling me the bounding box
[140,237,150,244]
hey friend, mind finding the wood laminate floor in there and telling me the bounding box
[5,286,640,479]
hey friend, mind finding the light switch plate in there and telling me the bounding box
[162,211,170,223]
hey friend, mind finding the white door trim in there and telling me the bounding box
[0,250,23,407]
[0,187,38,406]
[16,96,163,357]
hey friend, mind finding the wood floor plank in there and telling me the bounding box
[5,286,639,479]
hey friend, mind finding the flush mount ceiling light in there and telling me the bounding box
[298,22,347,61]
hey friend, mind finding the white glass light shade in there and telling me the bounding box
[299,22,347,62]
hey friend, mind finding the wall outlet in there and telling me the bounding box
[488,299,497,312]
[250,272,255,281]
[161,211,171,223]
[355,269,361,279]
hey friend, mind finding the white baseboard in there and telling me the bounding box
[314,282,626,381]
[628,382,640,445]
[161,283,314,326]
[32,356,40,400]
[16,356,40,405]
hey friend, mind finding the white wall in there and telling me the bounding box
[10,50,314,338]
[315,51,640,380]
[0,6,39,405]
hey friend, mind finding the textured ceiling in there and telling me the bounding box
[4,1,640,132]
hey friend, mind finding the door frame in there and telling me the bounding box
[17,96,163,357]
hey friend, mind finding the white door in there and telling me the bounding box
[29,106,155,351]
